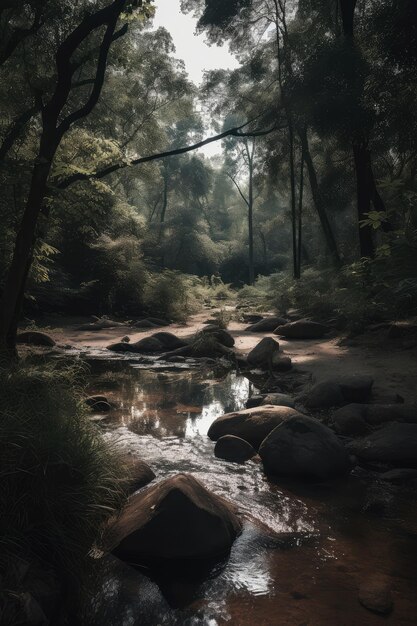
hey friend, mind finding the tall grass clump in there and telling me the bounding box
[0,359,127,589]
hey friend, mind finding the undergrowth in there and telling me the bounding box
[0,358,127,589]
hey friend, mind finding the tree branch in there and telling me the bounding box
[0,104,39,163]
[57,121,278,189]
[226,172,250,208]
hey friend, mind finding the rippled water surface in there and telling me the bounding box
[86,363,417,626]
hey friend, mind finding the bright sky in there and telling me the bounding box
[153,0,239,157]
[153,0,238,84]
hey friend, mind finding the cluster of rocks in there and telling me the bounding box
[245,316,330,340]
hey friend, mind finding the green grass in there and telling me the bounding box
[0,358,127,588]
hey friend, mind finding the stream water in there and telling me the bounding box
[84,362,417,626]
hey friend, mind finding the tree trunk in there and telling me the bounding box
[296,144,305,278]
[288,121,298,278]
[248,155,255,285]
[352,137,378,257]
[0,133,54,357]
[299,127,341,266]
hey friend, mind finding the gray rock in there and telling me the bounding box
[348,422,417,465]
[333,403,417,435]
[16,331,56,347]
[106,473,242,562]
[303,381,345,409]
[245,316,288,332]
[122,455,156,493]
[274,319,329,339]
[208,405,302,449]
[259,415,351,480]
[150,332,188,350]
[214,435,256,463]
[199,325,235,347]
[131,337,165,352]
[133,319,159,329]
[245,395,266,409]
[327,375,374,403]
[247,337,280,369]
[261,393,295,408]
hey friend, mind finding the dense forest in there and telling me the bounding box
[1,1,417,625]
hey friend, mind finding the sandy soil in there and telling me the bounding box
[29,307,417,403]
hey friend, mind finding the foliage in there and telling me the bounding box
[142,269,200,322]
[0,359,127,585]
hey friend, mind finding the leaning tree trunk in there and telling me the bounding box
[0,134,54,357]
[299,127,341,266]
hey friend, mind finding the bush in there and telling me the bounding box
[0,359,126,587]
[143,269,200,322]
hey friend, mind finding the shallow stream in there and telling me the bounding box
[84,363,417,625]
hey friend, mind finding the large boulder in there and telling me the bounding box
[327,375,374,403]
[214,435,256,463]
[106,342,134,353]
[247,337,280,369]
[259,415,351,480]
[130,337,165,353]
[245,394,266,409]
[333,403,417,436]
[105,474,242,562]
[303,375,374,409]
[150,332,188,351]
[274,319,329,339]
[208,405,302,449]
[199,325,235,347]
[348,423,417,466]
[245,316,288,332]
[16,331,56,347]
[303,382,345,409]
[134,319,159,329]
[261,393,295,408]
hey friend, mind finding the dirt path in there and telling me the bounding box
[41,308,417,403]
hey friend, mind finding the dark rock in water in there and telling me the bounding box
[245,316,288,332]
[121,336,130,343]
[107,342,134,353]
[214,435,256,463]
[165,355,186,363]
[245,395,266,409]
[131,337,164,352]
[16,331,56,347]
[303,382,345,409]
[133,319,159,329]
[208,405,302,449]
[85,395,112,412]
[259,415,351,480]
[271,354,292,371]
[358,578,393,615]
[348,423,417,466]
[274,319,329,339]
[122,455,156,493]
[106,473,242,562]
[199,325,235,348]
[150,332,188,350]
[327,375,374,403]
[261,393,295,408]
[333,403,417,436]
[379,468,417,483]
[247,337,280,369]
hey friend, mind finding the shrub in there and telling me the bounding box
[0,359,126,586]
[143,269,200,322]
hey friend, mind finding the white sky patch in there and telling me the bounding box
[153,0,239,157]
